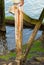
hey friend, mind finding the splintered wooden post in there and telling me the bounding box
[9,0,24,64]
[9,5,23,65]
[15,6,23,59]
[15,5,23,65]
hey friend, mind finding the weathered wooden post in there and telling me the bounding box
[9,0,24,65]
[23,22,41,62]
[15,7,23,64]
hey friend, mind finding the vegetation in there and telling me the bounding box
[5,16,14,20]
[0,52,16,60]
[0,40,44,60]
[27,40,44,59]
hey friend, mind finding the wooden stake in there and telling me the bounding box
[9,3,23,65]
[15,6,23,59]
[23,22,41,62]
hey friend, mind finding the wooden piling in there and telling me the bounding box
[12,5,23,65]
[15,6,23,59]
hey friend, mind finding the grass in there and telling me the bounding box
[5,16,14,20]
[0,40,44,60]
[30,40,44,52]
[23,40,44,52]
[0,52,16,60]
[23,40,44,59]
[27,40,44,59]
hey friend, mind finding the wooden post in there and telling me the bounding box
[9,3,23,65]
[15,6,23,59]
[14,5,23,65]
[9,1,24,65]
[23,22,42,62]
[9,1,24,64]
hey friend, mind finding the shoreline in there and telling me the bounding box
[5,17,44,30]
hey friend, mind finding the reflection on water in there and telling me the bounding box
[6,26,42,50]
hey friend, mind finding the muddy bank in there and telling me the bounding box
[5,19,14,26]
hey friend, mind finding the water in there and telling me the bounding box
[4,0,43,50]
[6,26,42,50]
